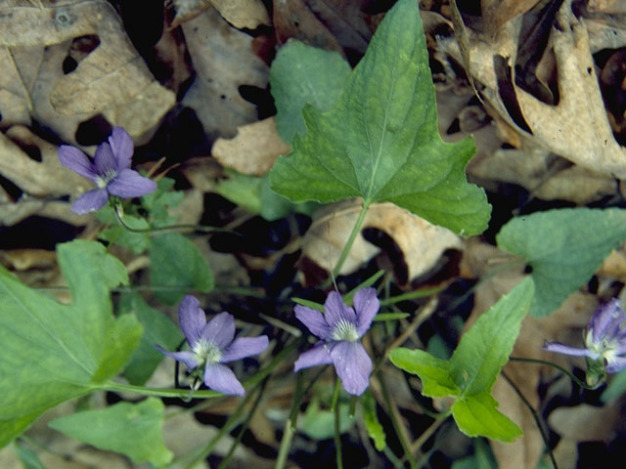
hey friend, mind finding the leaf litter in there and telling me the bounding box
[1,0,626,467]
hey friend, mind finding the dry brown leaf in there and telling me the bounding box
[0,126,87,198]
[549,400,623,443]
[212,117,290,176]
[301,200,461,285]
[439,0,626,178]
[0,0,175,144]
[481,0,541,36]
[273,0,343,53]
[469,146,618,204]
[181,6,268,139]
[172,0,269,29]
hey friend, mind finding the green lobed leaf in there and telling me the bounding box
[450,277,534,397]
[0,240,142,447]
[497,208,626,316]
[390,278,534,441]
[270,0,490,235]
[120,292,184,385]
[48,398,173,467]
[451,391,523,442]
[149,233,214,304]
[97,208,151,253]
[389,348,459,398]
[270,40,351,143]
[215,170,318,221]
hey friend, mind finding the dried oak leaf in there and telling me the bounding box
[171,0,269,30]
[481,0,542,37]
[441,0,626,178]
[0,126,88,226]
[212,117,290,176]
[0,0,175,144]
[181,6,268,139]
[301,200,461,286]
[470,146,618,204]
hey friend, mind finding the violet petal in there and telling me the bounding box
[324,291,356,328]
[200,312,235,350]
[543,341,598,359]
[606,356,626,373]
[221,336,269,363]
[109,127,134,170]
[58,145,97,180]
[107,169,157,198]
[71,189,108,214]
[590,299,625,344]
[203,363,245,396]
[294,342,333,371]
[155,346,200,370]
[94,142,117,175]
[178,295,206,346]
[353,287,379,336]
[295,305,332,339]
[329,341,372,395]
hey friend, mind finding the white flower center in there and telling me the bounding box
[95,169,117,188]
[332,319,359,342]
[193,340,222,364]
[586,330,618,362]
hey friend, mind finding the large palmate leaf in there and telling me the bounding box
[391,277,534,441]
[497,208,626,316]
[270,0,490,235]
[0,240,142,447]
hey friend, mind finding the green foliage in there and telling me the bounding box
[270,0,490,235]
[270,40,352,143]
[48,398,173,467]
[98,177,183,253]
[300,397,354,439]
[0,240,142,447]
[120,292,184,385]
[497,208,626,316]
[214,170,318,221]
[361,389,386,451]
[390,277,534,441]
[149,233,214,304]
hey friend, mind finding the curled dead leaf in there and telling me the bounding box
[212,117,291,176]
[0,0,175,144]
[439,0,626,178]
[301,200,461,285]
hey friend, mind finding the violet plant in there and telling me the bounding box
[156,295,269,396]
[58,127,156,214]
[544,299,626,387]
[4,0,626,468]
[294,288,379,396]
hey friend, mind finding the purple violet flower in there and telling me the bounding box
[58,127,157,214]
[544,299,626,386]
[156,295,269,396]
[294,288,379,396]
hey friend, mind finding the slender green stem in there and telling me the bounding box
[275,418,296,469]
[332,378,344,469]
[510,356,594,389]
[501,371,558,469]
[276,367,328,469]
[218,380,268,469]
[378,373,417,469]
[182,386,258,469]
[323,200,370,286]
[103,339,300,400]
[113,204,233,236]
